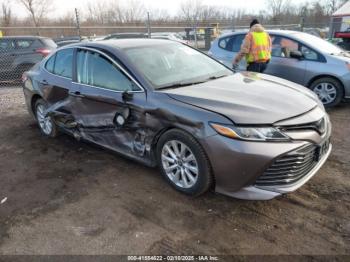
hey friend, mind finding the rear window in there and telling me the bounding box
[44,49,73,79]
[41,38,57,49]
[45,54,55,73]
[16,40,34,49]
[54,49,73,78]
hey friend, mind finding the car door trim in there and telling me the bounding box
[41,46,145,94]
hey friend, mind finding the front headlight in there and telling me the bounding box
[210,123,290,141]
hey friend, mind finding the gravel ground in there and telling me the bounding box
[0,87,349,256]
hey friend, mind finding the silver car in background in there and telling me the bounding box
[209,30,350,107]
[151,32,189,44]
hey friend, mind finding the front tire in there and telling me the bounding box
[310,77,344,107]
[35,99,58,137]
[156,129,213,196]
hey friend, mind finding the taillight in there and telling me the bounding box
[35,48,51,57]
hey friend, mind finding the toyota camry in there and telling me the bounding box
[22,39,332,200]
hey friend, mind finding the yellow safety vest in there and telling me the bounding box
[246,32,271,63]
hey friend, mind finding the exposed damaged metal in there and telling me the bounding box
[40,86,206,167]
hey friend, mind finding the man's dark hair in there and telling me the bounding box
[250,19,259,28]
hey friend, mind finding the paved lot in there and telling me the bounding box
[0,87,349,255]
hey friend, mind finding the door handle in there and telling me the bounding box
[69,91,85,98]
[40,79,48,85]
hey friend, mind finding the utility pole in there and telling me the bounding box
[75,8,81,41]
[300,6,307,32]
[194,25,198,48]
[147,12,151,38]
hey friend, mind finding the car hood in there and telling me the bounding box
[163,72,319,124]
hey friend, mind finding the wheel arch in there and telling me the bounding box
[307,74,345,96]
[31,94,43,117]
[150,126,177,162]
[151,126,216,189]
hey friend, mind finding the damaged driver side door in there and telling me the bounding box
[70,48,148,160]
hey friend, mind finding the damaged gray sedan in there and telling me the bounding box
[23,39,332,200]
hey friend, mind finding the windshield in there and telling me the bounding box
[295,33,344,54]
[125,43,233,89]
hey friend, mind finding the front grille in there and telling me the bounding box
[255,144,318,187]
[280,117,326,136]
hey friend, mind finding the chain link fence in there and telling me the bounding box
[0,35,54,87]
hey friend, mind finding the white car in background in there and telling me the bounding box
[151,32,189,44]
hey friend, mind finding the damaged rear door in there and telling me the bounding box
[39,48,75,123]
[70,48,149,160]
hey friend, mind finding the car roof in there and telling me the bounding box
[152,32,175,35]
[77,39,178,50]
[0,36,50,40]
[108,33,146,36]
[267,30,305,36]
[219,30,306,38]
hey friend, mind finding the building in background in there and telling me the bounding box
[329,1,350,38]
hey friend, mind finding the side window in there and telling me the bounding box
[53,49,73,79]
[219,35,244,52]
[301,45,318,61]
[0,39,15,51]
[219,36,230,49]
[232,34,245,52]
[45,54,56,73]
[16,40,33,49]
[77,49,138,92]
[271,36,299,58]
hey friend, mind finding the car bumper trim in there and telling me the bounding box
[218,144,332,200]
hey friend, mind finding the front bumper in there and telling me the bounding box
[202,116,332,200]
[340,73,350,98]
[227,144,332,200]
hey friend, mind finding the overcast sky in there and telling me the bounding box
[6,0,309,19]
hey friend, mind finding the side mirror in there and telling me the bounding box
[122,91,133,102]
[290,50,304,60]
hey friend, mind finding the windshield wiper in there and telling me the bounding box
[157,81,206,90]
[207,74,229,80]
[156,75,229,90]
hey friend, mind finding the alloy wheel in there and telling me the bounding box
[36,104,53,135]
[161,140,199,189]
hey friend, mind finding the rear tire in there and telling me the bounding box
[35,99,58,138]
[310,77,344,107]
[156,129,213,196]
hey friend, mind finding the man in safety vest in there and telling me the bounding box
[233,19,272,73]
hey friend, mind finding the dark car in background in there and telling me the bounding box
[0,36,57,82]
[22,39,331,200]
[151,32,188,44]
[103,33,147,40]
[54,36,89,47]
